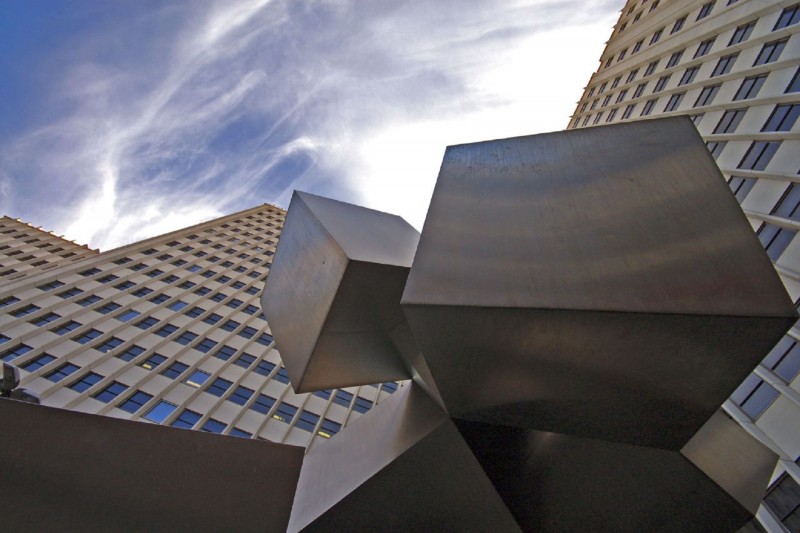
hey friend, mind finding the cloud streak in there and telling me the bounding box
[0,0,619,249]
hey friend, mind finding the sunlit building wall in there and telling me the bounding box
[0,205,399,453]
[570,1,800,531]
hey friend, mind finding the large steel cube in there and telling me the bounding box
[262,191,418,392]
[402,117,797,448]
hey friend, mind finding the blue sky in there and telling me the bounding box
[0,0,619,250]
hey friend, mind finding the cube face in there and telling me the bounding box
[404,305,794,448]
[261,192,416,392]
[401,117,797,446]
[403,118,793,317]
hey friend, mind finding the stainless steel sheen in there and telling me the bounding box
[0,399,304,532]
[261,191,417,392]
[402,117,797,448]
[288,384,520,532]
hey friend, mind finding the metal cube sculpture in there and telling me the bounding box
[261,191,417,392]
[262,117,793,531]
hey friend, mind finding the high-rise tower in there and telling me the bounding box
[571,2,800,531]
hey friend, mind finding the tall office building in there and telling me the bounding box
[0,205,399,452]
[571,1,800,530]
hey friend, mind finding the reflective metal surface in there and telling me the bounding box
[261,191,416,392]
[401,117,796,447]
[288,384,520,532]
[0,399,303,532]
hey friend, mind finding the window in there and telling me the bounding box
[771,183,800,221]
[256,333,274,346]
[93,381,128,403]
[214,345,237,361]
[38,280,64,291]
[763,336,800,382]
[167,300,187,311]
[615,90,628,104]
[754,39,788,66]
[145,268,163,278]
[201,419,226,433]
[694,84,720,107]
[210,292,226,302]
[129,263,146,271]
[162,275,179,284]
[632,40,643,53]
[649,28,663,45]
[314,389,332,400]
[786,68,800,93]
[171,258,186,266]
[171,409,201,429]
[617,48,627,61]
[273,367,290,383]
[11,304,40,317]
[602,95,612,107]
[711,53,738,77]
[131,287,153,297]
[728,21,755,46]
[228,385,254,406]
[334,390,354,408]
[245,286,259,295]
[175,331,198,345]
[97,274,119,284]
[135,316,159,330]
[644,60,659,77]
[45,362,80,382]
[73,329,102,344]
[251,394,276,414]
[79,267,101,277]
[201,270,216,279]
[694,37,716,58]
[273,402,298,423]
[295,410,320,432]
[21,353,56,372]
[762,104,800,132]
[95,336,124,353]
[118,344,145,362]
[631,82,646,99]
[139,353,167,370]
[606,108,618,122]
[119,390,153,413]
[353,396,374,414]
[226,298,243,309]
[161,361,188,379]
[193,337,217,354]
[113,257,132,265]
[679,66,699,86]
[58,287,83,299]
[51,320,82,335]
[206,377,232,397]
[318,418,342,438]
[116,309,140,322]
[30,312,61,326]
[68,371,102,393]
[733,75,767,100]
[2,343,32,362]
[149,294,169,304]
[255,360,276,376]
[773,4,800,31]
[666,50,684,68]
[706,141,727,160]
[184,370,211,388]
[144,400,177,423]
[239,326,258,339]
[0,334,7,344]
[731,374,779,418]
[728,176,757,202]
[663,92,685,112]
[203,313,222,325]
[654,75,670,92]
[0,296,20,308]
[714,109,746,133]
[114,281,136,291]
[216,275,231,284]
[230,428,251,439]
[738,141,781,170]
[641,99,657,116]
[234,353,255,369]
[622,104,636,119]
[696,1,714,20]
[242,304,259,316]
[178,281,196,290]
[758,223,796,260]
[381,381,397,394]
[155,324,178,337]
[187,264,201,273]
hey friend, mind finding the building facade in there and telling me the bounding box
[570,1,800,531]
[0,205,399,453]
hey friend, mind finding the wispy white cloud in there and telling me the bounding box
[0,0,619,249]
